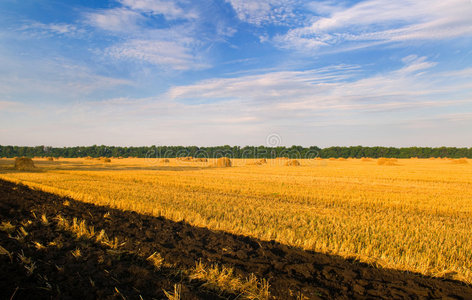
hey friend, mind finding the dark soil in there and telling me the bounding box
[0,179,471,299]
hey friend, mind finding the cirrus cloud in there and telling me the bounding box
[275,0,472,51]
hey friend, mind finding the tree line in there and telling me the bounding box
[1,145,471,159]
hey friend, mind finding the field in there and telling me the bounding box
[1,157,472,298]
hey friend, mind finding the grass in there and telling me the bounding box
[0,221,16,233]
[0,157,471,282]
[163,284,181,300]
[190,261,270,299]
[55,214,123,248]
[147,252,164,270]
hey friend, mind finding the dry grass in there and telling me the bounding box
[14,157,35,170]
[164,284,182,300]
[147,252,164,270]
[40,214,49,225]
[213,157,232,167]
[163,284,181,300]
[71,248,82,258]
[56,216,96,239]
[190,261,270,299]
[0,245,12,261]
[247,159,267,165]
[255,158,267,165]
[377,158,398,166]
[178,156,193,161]
[450,158,468,164]
[0,221,16,233]
[1,158,472,283]
[55,215,122,248]
[285,159,300,166]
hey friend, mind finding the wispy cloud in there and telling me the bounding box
[276,0,472,51]
[0,56,132,101]
[83,1,209,70]
[119,0,197,20]
[106,39,208,70]
[47,57,470,146]
[225,0,301,25]
[168,55,469,114]
[17,21,84,38]
[168,64,361,102]
[84,7,144,32]
[3,57,471,146]
[2,0,472,146]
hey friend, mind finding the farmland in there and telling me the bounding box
[1,156,471,289]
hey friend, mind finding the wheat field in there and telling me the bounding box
[0,157,471,283]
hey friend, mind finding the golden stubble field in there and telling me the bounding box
[0,157,471,283]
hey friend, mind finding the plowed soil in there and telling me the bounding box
[0,179,471,299]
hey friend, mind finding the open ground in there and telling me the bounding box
[0,157,471,298]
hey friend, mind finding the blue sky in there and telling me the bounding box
[0,0,471,147]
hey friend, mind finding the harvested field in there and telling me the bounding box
[1,180,471,299]
[0,157,472,285]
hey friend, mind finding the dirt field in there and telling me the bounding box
[1,179,471,299]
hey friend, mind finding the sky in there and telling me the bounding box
[0,0,471,147]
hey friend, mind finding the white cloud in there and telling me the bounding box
[168,65,358,103]
[0,56,132,100]
[167,56,470,114]
[16,21,84,38]
[3,57,471,147]
[85,8,144,32]
[306,1,345,15]
[106,39,208,70]
[57,57,471,146]
[82,1,208,70]
[276,0,472,51]
[226,0,300,25]
[119,0,196,20]
[30,22,79,34]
